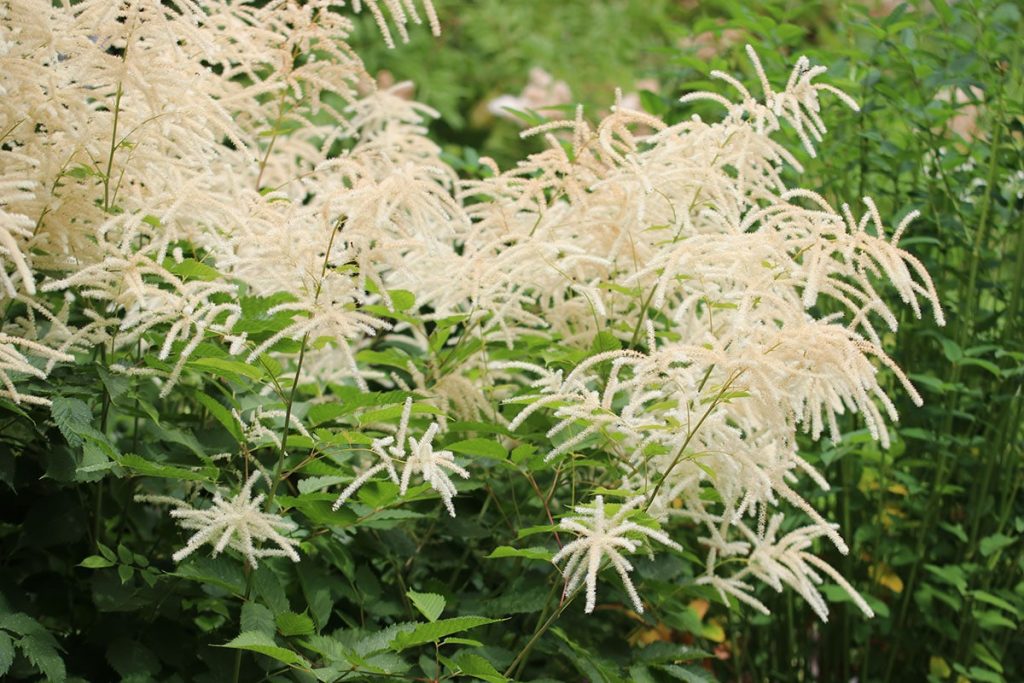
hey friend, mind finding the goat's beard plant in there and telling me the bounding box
[1,0,944,675]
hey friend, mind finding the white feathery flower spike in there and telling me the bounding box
[155,471,301,569]
[552,495,682,614]
[332,397,470,516]
[399,421,469,517]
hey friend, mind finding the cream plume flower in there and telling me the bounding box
[141,471,301,569]
[552,495,681,614]
[333,397,470,516]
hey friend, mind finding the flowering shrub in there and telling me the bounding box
[0,1,946,680]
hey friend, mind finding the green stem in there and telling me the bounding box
[103,83,124,212]
[646,371,741,508]
[504,586,578,679]
[233,217,343,683]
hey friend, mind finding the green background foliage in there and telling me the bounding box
[2,1,1021,681]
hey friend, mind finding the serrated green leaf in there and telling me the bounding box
[442,637,483,647]
[446,439,506,460]
[486,546,554,562]
[0,632,13,677]
[390,617,502,650]
[51,396,92,448]
[242,602,276,637]
[195,392,243,442]
[220,631,307,667]
[116,453,218,481]
[359,402,443,425]
[17,633,66,683]
[167,258,221,282]
[407,590,445,622]
[276,611,315,637]
[254,566,291,615]
[174,556,246,594]
[453,651,507,682]
[0,613,45,636]
[189,357,264,382]
[297,563,335,631]
[307,403,347,426]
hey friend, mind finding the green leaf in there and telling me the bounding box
[966,666,1005,683]
[940,522,969,543]
[96,366,131,403]
[296,563,335,631]
[442,637,484,647]
[938,337,963,363]
[359,402,443,425]
[116,453,219,481]
[453,651,508,682]
[277,493,356,527]
[17,633,66,683]
[446,439,507,460]
[51,396,93,448]
[79,555,116,569]
[972,591,1019,617]
[973,609,1017,630]
[0,632,13,678]
[390,617,502,650]
[515,524,560,539]
[629,664,659,683]
[307,403,347,426]
[407,590,445,622]
[189,357,264,382]
[220,631,308,667]
[924,564,968,593]
[979,534,1015,557]
[106,637,160,680]
[167,258,221,282]
[276,611,316,637]
[486,546,554,562]
[76,442,116,482]
[387,289,415,311]
[661,663,715,682]
[195,392,244,442]
[931,0,953,22]
[241,602,276,637]
[636,642,712,664]
[254,566,291,615]
[174,556,247,594]
[959,358,1002,376]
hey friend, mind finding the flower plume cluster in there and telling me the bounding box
[138,471,301,569]
[2,0,942,623]
[331,397,470,516]
[552,495,682,614]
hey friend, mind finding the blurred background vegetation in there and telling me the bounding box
[352,1,1023,681]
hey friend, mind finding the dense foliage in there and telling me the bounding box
[0,1,1021,682]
